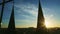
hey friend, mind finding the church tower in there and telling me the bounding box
[36,0,46,34]
[8,4,15,32]
[7,1,16,34]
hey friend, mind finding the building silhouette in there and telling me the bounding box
[36,0,46,34]
[0,0,16,34]
[7,0,16,34]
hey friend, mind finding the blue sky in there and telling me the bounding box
[0,0,60,28]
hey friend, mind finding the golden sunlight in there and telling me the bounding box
[45,20,53,28]
[45,21,49,27]
[44,18,60,28]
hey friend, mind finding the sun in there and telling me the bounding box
[45,20,52,28]
[45,21,49,27]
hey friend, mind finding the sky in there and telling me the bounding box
[0,0,60,28]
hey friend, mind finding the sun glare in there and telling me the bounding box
[45,21,49,27]
[45,20,52,28]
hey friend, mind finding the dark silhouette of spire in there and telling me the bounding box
[7,1,16,34]
[8,2,15,31]
[36,0,46,34]
[0,0,5,29]
[37,0,45,29]
[0,0,16,34]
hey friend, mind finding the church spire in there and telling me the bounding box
[36,0,46,34]
[7,0,16,34]
[37,0,45,29]
[8,3,15,31]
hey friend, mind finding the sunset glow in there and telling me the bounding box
[45,20,51,28]
[1,0,60,28]
[44,19,59,28]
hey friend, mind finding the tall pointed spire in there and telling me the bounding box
[7,0,16,34]
[36,0,46,34]
[8,4,15,31]
[37,0,45,29]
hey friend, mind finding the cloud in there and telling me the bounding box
[15,3,38,19]
[42,8,55,20]
[14,3,38,28]
[2,3,38,28]
[42,7,55,15]
[43,8,60,27]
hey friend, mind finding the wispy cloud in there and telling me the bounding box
[15,3,38,19]
[14,3,38,28]
[42,8,55,19]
